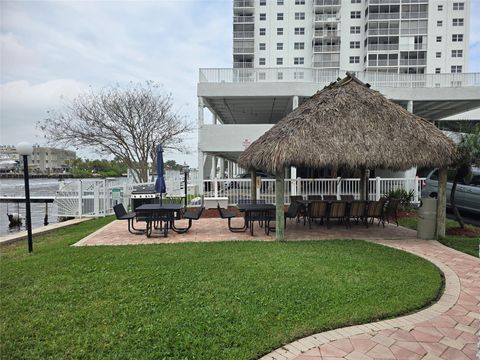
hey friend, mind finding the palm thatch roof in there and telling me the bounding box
[239,73,456,174]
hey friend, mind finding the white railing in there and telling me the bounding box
[313,45,340,52]
[199,68,480,88]
[314,29,341,37]
[233,15,254,23]
[201,177,424,205]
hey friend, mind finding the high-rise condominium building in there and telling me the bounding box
[233,0,469,74]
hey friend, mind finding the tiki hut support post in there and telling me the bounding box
[436,166,448,239]
[250,169,257,203]
[275,172,285,241]
[359,167,367,201]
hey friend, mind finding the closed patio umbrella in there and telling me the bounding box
[155,144,166,205]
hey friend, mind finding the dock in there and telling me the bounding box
[0,196,55,203]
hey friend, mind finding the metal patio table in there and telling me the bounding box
[237,203,276,236]
[135,203,184,237]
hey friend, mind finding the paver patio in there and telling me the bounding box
[74,218,479,359]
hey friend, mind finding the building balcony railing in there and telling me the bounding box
[233,0,254,8]
[314,29,340,38]
[368,0,400,3]
[400,59,426,66]
[233,62,254,69]
[199,68,480,88]
[233,31,254,39]
[367,43,427,51]
[233,15,254,23]
[400,28,428,35]
[314,14,340,22]
[401,11,428,19]
[367,28,399,36]
[368,60,399,66]
[313,61,340,68]
[233,47,255,54]
[313,45,341,52]
[368,13,400,20]
[314,0,340,6]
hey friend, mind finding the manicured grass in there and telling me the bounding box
[1,219,442,360]
[398,217,479,258]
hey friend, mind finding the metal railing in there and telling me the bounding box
[401,11,428,19]
[314,29,341,37]
[313,61,340,68]
[233,0,254,8]
[233,47,255,54]
[314,0,340,6]
[367,43,427,51]
[199,68,480,88]
[233,15,254,23]
[314,14,340,22]
[368,13,400,20]
[313,45,340,52]
[367,28,399,36]
[368,60,399,66]
[202,177,424,205]
[233,31,254,39]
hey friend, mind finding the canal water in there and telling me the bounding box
[0,178,64,235]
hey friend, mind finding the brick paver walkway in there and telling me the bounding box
[74,219,479,359]
[261,240,479,360]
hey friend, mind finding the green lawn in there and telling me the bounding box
[1,218,442,360]
[398,217,480,258]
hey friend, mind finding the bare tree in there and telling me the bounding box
[38,82,192,183]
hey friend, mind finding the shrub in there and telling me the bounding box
[384,188,414,210]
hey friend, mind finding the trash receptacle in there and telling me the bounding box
[417,198,437,239]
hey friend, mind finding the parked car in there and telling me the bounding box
[421,167,480,215]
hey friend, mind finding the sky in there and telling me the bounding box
[1,0,479,167]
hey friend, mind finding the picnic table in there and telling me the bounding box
[237,203,276,236]
[135,203,184,237]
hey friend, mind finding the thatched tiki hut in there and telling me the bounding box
[239,73,456,241]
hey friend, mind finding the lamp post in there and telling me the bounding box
[182,162,190,208]
[17,142,33,254]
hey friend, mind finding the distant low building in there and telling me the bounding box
[28,146,76,173]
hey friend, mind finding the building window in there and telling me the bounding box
[294,42,305,50]
[436,52,441,58]
[294,57,304,65]
[259,72,266,80]
[295,0,305,4]
[451,65,462,73]
[277,13,284,20]
[350,26,360,34]
[277,42,283,50]
[259,58,266,65]
[349,56,360,64]
[436,36,442,42]
[453,2,464,10]
[350,41,360,48]
[277,0,284,4]
[437,5,443,11]
[260,13,266,21]
[437,21,443,27]
[452,34,464,42]
[295,12,305,20]
[452,50,463,57]
[294,27,305,35]
[350,11,361,19]
[276,58,283,65]
[260,28,266,35]
[277,72,283,80]
[435,68,441,74]
[453,18,464,26]
[277,27,283,35]
[260,0,266,5]
[294,71,304,80]
[259,43,266,50]
[351,0,361,3]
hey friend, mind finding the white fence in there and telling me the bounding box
[203,177,424,205]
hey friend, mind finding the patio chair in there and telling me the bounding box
[307,200,328,228]
[113,203,144,234]
[348,201,368,227]
[367,197,387,227]
[217,204,247,232]
[323,195,337,201]
[327,201,348,228]
[340,195,355,201]
[384,198,401,226]
[290,195,306,224]
[284,201,302,224]
[307,195,323,200]
[171,207,205,234]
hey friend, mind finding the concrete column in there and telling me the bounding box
[211,156,217,179]
[292,95,299,110]
[290,166,297,196]
[197,97,205,195]
[198,97,204,126]
[407,100,413,114]
[219,158,225,178]
[228,160,233,178]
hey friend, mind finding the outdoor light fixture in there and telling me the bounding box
[182,162,190,208]
[16,141,33,253]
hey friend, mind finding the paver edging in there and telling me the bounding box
[258,240,461,360]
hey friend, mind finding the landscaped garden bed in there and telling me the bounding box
[1,218,442,359]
